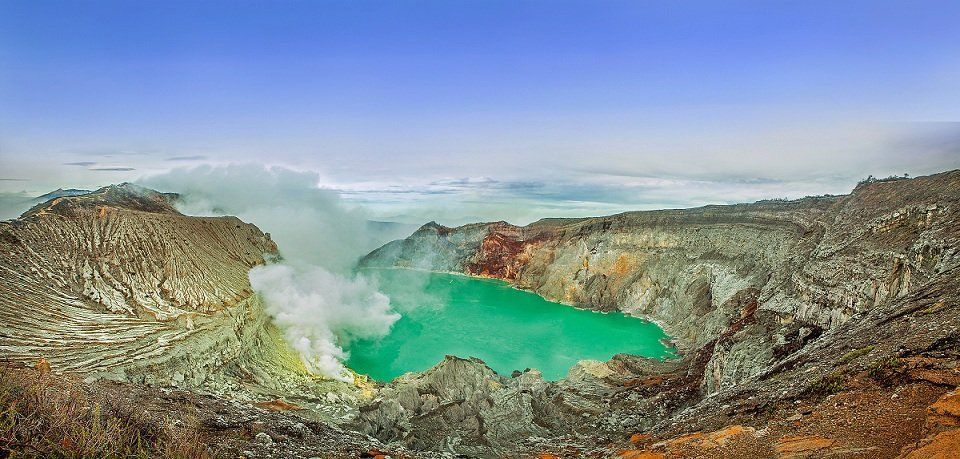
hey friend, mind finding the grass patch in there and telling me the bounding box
[0,363,208,458]
[805,370,847,396]
[838,345,875,365]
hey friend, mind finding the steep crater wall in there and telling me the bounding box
[0,184,356,414]
[361,170,960,398]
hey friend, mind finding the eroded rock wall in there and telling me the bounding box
[0,184,357,415]
[357,170,960,452]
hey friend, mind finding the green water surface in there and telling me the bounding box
[346,268,674,381]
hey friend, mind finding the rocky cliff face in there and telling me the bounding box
[358,170,960,455]
[364,202,834,352]
[3,172,959,458]
[0,184,360,421]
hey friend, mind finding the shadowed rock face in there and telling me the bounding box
[0,184,360,420]
[356,170,960,455]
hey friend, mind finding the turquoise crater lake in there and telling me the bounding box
[346,269,675,381]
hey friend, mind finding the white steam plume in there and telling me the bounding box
[249,264,397,380]
[140,164,400,381]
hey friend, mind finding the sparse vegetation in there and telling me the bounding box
[839,345,875,365]
[805,369,847,396]
[754,194,839,204]
[867,355,905,380]
[858,174,910,185]
[0,363,208,458]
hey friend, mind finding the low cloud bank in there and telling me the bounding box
[0,193,33,220]
[141,164,401,382]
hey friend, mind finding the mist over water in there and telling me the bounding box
[348,269,674,381]
[138,164,675,382]
[141,164,400,381]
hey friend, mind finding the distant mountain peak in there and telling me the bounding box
[22,183,179,218]
[33,188,91,202]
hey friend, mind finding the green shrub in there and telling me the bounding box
[838,345,875,365]
[867,355,904,379]
[806,370,847,396]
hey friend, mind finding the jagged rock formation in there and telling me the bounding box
[353,353,688,457]
[359,170,960,456]
[0,184,359,421]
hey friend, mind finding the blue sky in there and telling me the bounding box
[2,1,959,224]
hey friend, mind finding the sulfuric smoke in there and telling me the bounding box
[140,164,400,382]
